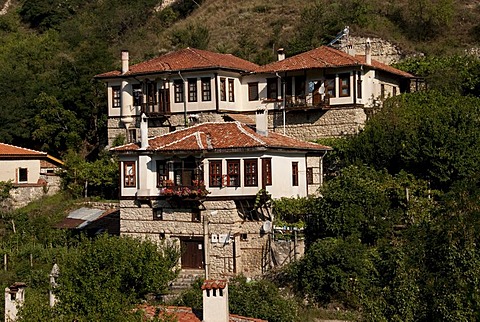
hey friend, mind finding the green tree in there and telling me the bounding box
[51,235,179,321]
[348,91,480,190]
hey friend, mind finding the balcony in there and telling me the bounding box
[159,180,209,199]
[285,95,330,110]
[141,102,171,116]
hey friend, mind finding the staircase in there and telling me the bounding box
[163,269,205,302]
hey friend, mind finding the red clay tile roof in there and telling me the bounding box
[112,122,331,153]
[202,279,227,290]
[0,143,46,157]
[95,48,259,78]
[256,46,413,78]
[138,305,267,322]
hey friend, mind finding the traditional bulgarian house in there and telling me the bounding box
[112,112,330,278]
[96,43,414,145]
[0,143,63,208]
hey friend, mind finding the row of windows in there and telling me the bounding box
[112,73,370,108]
[123,160,315,189]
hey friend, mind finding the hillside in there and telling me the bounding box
[0,0,480,155]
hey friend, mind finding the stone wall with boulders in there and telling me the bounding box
[2,175,61,210]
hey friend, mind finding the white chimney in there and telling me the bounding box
[202,280,229,322]
[49,264,59,308]
[140,113,149,149]
[277,48,285,61]
[5,283,26,322]
[365,38,372,65]
[256,107,268,136]
[121,50,129,74]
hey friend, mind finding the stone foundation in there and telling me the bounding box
[119,198,271,278]
[109,107,366,146]
[2,175,61,210]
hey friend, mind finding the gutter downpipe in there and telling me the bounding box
[178,71,187,127]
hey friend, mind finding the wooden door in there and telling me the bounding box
[181,239,204,269]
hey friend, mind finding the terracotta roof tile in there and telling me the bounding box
[112,122,331,153]
[0,143,46,157]
[256,46,413,78]
[202,279,227,290]
[137,304,267,322]
[95,48,259,78]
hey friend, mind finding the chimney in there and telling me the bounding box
[365,38,372,65]
[256,107,268,137]
[277,48,285,61]
[202,280,229,322]
[121,50,129,74]
[5,283,26,322]
[140,113,149,149]
[49,264,59,308]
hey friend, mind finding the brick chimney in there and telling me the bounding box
[202,280,228,322]
[5,283,26,322]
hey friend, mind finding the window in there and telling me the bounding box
[393,86,397,96]
[292,162,298,186]
[201,78,211,101]
[295,76,306,97]
[240,233,248,241]
[227,160,240,187]
[174,80,184,103]
[209,160,222,187]
[220,78,226,101]
[192,209,201,222]
[133,84,142,106]
[18,168,27,183]
[357,72,362,99]
[381,84,385,100]
[228,79,235,102]
[325,78,336,98]
[262,158,272,186]
[188,78,197,102]
[266,78,278,99]
[124,161,136,187]
[306,167,313,184]
[340,74,350,97]
[248,82,259,101]
[127,129,136,143]
[156,160,169,187]
[112,86,121,108]
[244,159,258,186]
[153,208,163,221]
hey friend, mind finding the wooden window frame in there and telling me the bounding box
[356,72,362,99]
[174,80,184,103]
[325,77,336,98]
[339,73,350,97]
[209,160,222,187]
[292,162,299,186]
[266,78,278,100]
[112,86,121,108]
[127,129,136,144]
[156,160,169,187]
[123,161,136,188]
[191,209,201,222]
[228,79,235,102]
[153,208,163,221]
[226,159,240,187]
[244,159,258,187]
[381,84,385,100]
[188,78,197,102]
[220,78,226,101]
[201,77,211,101]
[248,82,259,101]
[262,158,272,186]
[18,168,28,183]
[306,167,313,184]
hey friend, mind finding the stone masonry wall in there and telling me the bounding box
[120,199,269,278]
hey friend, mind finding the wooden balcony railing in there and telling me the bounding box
[159,182,209,199]
[141,102,171,115]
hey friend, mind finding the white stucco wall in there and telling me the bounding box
[0,159,40,184]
